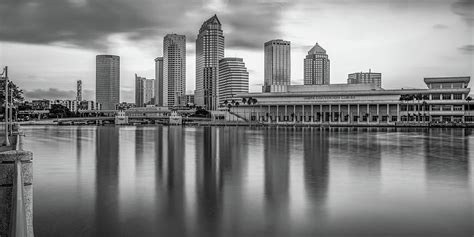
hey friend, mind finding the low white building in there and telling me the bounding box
[231,76,473,124]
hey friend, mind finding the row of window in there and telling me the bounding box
[430,94,463,100]
[430,83,464,89]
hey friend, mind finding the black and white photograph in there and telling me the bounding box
[0,0,473,236]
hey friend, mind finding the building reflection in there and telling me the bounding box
[217,127,249,233]
[263,127,290,235]
[423,129,470,185]
[194,126,222,236]
[94,127,120,236]
[302,128,329,211]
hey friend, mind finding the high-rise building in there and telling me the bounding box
[218,58,249,104]
[263,39,291,93]
[163,34,186,106]
[76,80,82,101]
[155,57,163,106]
[348,70,382,87]
[304,43,330,85]
[96,55,120,110]
[135,74,155,107]
[195,14,224,110]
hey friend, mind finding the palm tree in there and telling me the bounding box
[247,97,252,105]
[252,98,257,104]
[465,96,472,123]
[242,98,247,104]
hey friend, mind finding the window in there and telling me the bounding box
[431,105,441,111]
[453,105,463,111]
[431,94,441,100]
[431,83,442,89]
[453,94,463,100]
[442,83,452,89]
[442,94,451,100]
[442,105,452,111]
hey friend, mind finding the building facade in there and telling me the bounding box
[218,58,249,104]
[76,80,82,101]
[232,77,473,124]
[304,43,330,85]
[135,74,155,107]
[348,70,382,87]
[96,55,120,110]
[183,94,195,106]
[163,34,186,106]
[155,57,164,106]
[195,15,225,110]
[264,39,291,93]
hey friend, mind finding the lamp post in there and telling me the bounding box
[1,66,10,146]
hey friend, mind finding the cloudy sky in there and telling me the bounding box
[0,0,473,102]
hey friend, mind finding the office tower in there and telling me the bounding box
[304,43,330,85]
[76,80,82,101]
[195,14,224,110]
[348,70,382,87]
[96,55,120,110]
[218,58,249,104]
[135,74,155,107]
[155,57,163,106]
[163,34,186,106]
[263,39,291,93]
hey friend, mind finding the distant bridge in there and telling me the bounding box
[54,115,209,125]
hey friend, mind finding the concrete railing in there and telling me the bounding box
[0,125,33,237]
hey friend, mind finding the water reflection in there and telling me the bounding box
[22,126,473,237]
[95,127,120,236]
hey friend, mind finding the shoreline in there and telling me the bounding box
[17,121,474,128]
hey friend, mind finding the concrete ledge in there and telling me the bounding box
[0,149,34,237]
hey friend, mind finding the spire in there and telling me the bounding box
[308,42,326,54]
[199,14,222,33]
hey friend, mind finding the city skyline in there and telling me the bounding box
[1,0,473,102]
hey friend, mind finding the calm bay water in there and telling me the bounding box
[23,126,473,236]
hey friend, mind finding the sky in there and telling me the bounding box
[0,0,473,102]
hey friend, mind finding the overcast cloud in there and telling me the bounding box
[1,0,473,101]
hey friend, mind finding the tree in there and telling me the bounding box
[252,98,257,104]
[466,96,472,113]
[49,104,73,118]
[0,81,24,104]
[241,98,247,104]
[223,100,228,105]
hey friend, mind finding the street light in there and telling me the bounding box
[1,66,10,146]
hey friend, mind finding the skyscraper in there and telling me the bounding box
[155,57,163,106]
[76,80,82,101]
[163,34,186,106]
[304,43,330,85]
[135,74,155,107]
[96,55,120,110]
[348,70,382,87]
[264,39,291,93]
[195,15,224,110]
[218,58,249,104]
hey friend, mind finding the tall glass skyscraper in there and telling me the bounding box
[96,55,120,110]
[154,57,163,106]
[163,34,186,106]
[218,58,249,104]
[264,39,291,93]
[196,15,224,110]
[304,43,330,85]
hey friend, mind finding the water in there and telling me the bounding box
[22,126,473,236]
